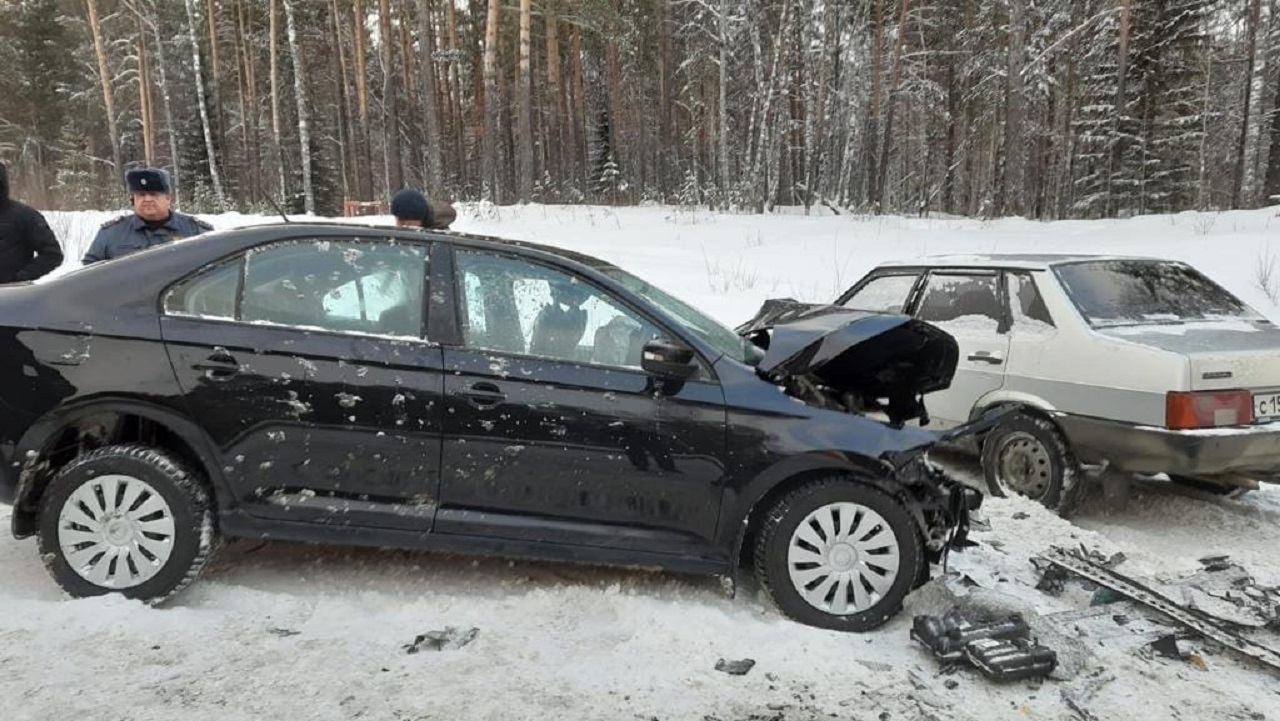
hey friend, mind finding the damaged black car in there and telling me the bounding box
[0,222,997,631]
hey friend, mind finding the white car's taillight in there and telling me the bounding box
[1165,390,1254,430]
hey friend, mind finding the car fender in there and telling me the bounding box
[718,450,922,574]
[11,396,225,538]
[971,390,1059,418]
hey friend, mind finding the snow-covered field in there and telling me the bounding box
[6,204,1280,720]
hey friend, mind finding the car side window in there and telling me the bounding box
[163,260,242,320]
[163,239,429,337]
[842,273,919,313]
[240,240,428,338]
[914,272,1004,331]
[1006,272,1055,329]
[454,250,662,369]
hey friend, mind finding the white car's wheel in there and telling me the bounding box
[37,445,217,602]
[982,412,1085,517]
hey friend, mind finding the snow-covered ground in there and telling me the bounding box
[6,204,1280,720]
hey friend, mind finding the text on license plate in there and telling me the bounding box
[1255,392,1280,421]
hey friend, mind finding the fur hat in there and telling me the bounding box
[126,167,172,194]
[390,188,434,226]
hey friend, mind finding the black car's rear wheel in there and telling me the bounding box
[37,445,217,603]
[754,477,923,632]
[981,412,1085,517]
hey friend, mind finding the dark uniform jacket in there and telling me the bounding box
[82,211,213,264]
[0,165,65,284]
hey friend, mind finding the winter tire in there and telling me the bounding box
[754,477,923,632]
[37,445,217,603]
[981,411,1085,517]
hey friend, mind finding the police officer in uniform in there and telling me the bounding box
[82,167,212,264]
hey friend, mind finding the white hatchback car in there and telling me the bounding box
[835,254,1280,514]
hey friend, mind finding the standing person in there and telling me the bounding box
[82,167,212,264]
[389,188,457,230]
[0,161,64,284]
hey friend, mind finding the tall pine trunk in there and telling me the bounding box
[446,0,466,189]
[570,24,588,191]
[332,0,354,200]
[205,0,225,162]
[1234,0,1263,207]
[269,0,286,201]
[353,0,374,200]
[236,0,261,204]
[379,0,403,191]
[718,0,730,202]
[417,0,443,193]
[137,23,155,166]
[184,0,227,207]
[483,0,501,202]
[282,0,314,214]
[544,4,565,187]
[85,0,122,180]
[875,0,910,210]
[148,7,182,201]
[516,0,533,201]
[1108,0,1132,216]
[1266,66,1280,201]
[1002,0,1027,216]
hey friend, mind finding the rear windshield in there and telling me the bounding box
[1053,260,1259,327]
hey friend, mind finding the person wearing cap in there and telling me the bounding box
[390,188,457,230]
[0,161,64,284]
[82,167,212,265]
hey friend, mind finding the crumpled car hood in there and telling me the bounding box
[737,298,959,401]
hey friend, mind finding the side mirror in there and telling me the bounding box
[641,338,697,380]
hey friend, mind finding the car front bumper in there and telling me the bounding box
[1057,415,1280,480]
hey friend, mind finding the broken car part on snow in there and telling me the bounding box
[911,611,1058,682]
[1040,548,1280,674]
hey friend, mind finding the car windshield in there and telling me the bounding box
[599,266,765,366]
[1053,260,1261,328]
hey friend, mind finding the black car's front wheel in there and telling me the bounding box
[37,445,217,603]
[754,477,923,632]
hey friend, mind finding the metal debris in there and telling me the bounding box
[403,626,479,654]
[1041,548,1280,673]
[714,658,756,676]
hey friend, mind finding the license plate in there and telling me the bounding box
[1255,392,1280,422]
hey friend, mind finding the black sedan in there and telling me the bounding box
[0,222,992,631]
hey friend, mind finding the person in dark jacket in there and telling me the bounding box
[82,167,212,265]
[390,188,457,230]
[0,161,64,284]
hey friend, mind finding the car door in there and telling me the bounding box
[908,270,1010,427]
[159,235,444,531]
[434,247,729,557]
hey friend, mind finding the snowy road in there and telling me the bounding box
[3,483,1279,721]
[6,204,1280,719]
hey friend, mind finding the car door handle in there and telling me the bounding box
[458,381,506,408]
[192,352,240,380]
[966,352,1004,365]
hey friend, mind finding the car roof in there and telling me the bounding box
[224,220,620,271]
[873,253,1166,271]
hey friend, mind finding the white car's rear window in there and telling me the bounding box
[1054,260,1260,327]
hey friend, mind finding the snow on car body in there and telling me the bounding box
[836,253,1280,510]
